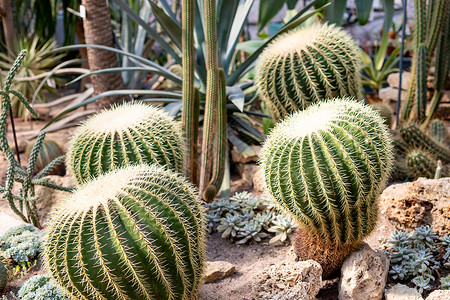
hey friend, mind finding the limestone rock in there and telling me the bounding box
[0,212,26,237]
[379,87,406,102]
[231,146,261,163]
[387,72,411,90]
[252,167,265,193]
[387,72,434,90]
[34,175,74,223]
[385,284,423,300]
[338,243,389,300]
[379,178,450,236]
[236,164,258,187]
[204,261,236,283]
[252,259,322,300]
[426,290,450,300]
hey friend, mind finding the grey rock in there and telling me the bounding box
[204,261,236,283]
[385,284,423,300]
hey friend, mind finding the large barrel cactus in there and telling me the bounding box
[260,98,393,274]
[67,102,185,184]
[44,164,206,300]
[255,23,361,121]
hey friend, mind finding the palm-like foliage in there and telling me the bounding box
[0,37,64,118]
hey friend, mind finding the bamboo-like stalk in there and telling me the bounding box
[181,0,199,185]
[199,0,220,199]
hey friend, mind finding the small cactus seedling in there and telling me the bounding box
[0,252,12,291]
[401,123,450,164]
[255,23,362,121]
[67,102,185,184]
[25,139,65,176]
[406,149,438,179]
[260,98,393,276]
[44,164,206,300]
[372,102,393,128]
[428,119,446,143]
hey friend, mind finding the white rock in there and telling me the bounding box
[338,243,389,300]
[385,284,423,300]
[387,72,411,90]
[252,259,322,300]
[0,212,26,237]
[379,87,407,102]
[426,290,450,300]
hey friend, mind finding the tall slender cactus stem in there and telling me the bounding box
[199,0,220,199]
[204,68,227,202]
[182,0,199,185]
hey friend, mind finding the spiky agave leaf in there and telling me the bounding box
[67,102,185,184]
[255,23,362,121]
[43,164,207,300]
[260,98,393,248]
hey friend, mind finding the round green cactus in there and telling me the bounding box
[260,98,393,248]
[44,164,206,300]
[406,149,439,179]
[25,139,65,176]
[0,252,12,291]
[255,23,362,121]
[67,102,185,184]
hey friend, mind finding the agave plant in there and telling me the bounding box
[0,37,65,118]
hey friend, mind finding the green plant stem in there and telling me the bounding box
[181,0,198,185]
[204,68,227,202]
[199,0,220,199]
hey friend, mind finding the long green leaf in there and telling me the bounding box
[156,0,181,27]
[380,0,394,34]
[53,44,182,84]
[66,67,181,86]
[218,0,240,64]
[43,90,182,129]
[227,85,245,112]
[355,0,373,25]
[326,0,346,25]
[148,0,182,49]
[224,0,256,74]
[228,0,328,85]
[110,0,182,62]
[258,0,286,32]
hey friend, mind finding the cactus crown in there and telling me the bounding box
[255,23,362,121]
[260,98,393,248]
[67,102,185,184]
[44,164,206,300]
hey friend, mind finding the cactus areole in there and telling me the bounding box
[255,23,361,121]
[44,164,207,300]
[67,102,185,184]
[260,98,393,248]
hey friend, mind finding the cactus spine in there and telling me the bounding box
[67,102,185,184]
[416,44,428,122]
[255,23,362,121]
[44,164,207,300]
[181,0,199,185]
[25,139,65,176]
[0,252,12,291]
[406,149,438,179]
[400,123,450,164]
[428,119,446,143]
[260,98,393,248]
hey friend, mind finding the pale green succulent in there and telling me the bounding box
[268,215,298,244]
[236,222,268,244]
